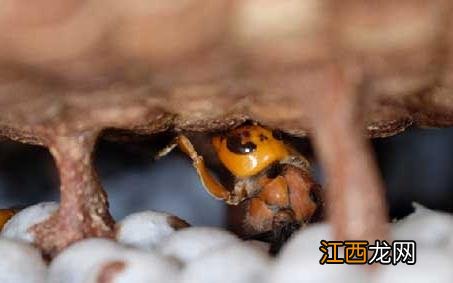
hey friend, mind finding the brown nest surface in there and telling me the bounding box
[0,0,452,256]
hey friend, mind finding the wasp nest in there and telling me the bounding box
[0,0,453,257]
[0,203,452,282]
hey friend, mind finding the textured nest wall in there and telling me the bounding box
[1,0,453,257]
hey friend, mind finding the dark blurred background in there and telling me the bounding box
[0,127,452,228]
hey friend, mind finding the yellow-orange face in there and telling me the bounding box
[212,125,290,178]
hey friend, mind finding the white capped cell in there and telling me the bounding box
[270,223,367,283]
[116,210,189,251]
[180,242,271,283]
[48,238,180,283]
[0,238,47,283]
[1,202,58,243]
[158,227,240,263]
[392,203,453,251]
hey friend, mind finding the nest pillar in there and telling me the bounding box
[33,131,114,257]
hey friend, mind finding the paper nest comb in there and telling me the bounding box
[0,0,453,257]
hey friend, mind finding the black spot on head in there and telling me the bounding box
[259,134,268,142]
[226,135,257,154]
[272,130,284,140]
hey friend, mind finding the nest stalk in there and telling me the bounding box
[32,131,114,257]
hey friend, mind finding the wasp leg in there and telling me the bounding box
[173,135,245,205]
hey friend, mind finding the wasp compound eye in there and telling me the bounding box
[226,135,257,154]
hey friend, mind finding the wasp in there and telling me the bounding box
[159,122,323,250]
